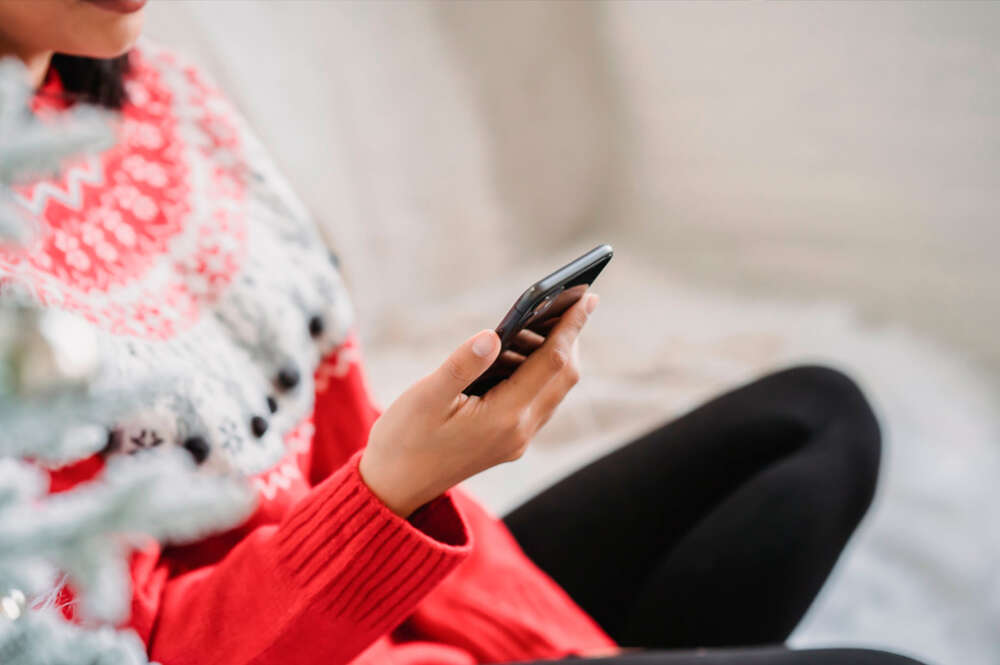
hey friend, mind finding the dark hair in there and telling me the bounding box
[48,53,131,109]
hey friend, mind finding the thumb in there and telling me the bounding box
[422,329,501,403]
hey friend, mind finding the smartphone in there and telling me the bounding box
[463,244,613,396]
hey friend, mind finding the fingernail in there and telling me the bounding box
[585,294,599,314]
[472,331,496,357]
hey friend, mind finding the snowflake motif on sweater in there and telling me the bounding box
[1,42,618,665]
[0,42,353,476]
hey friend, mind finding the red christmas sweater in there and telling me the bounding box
[2,43,616,664]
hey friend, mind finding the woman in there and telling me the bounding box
[0,2,925,665]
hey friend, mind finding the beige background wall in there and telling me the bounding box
[148,1,999,378]
[599,2,1000,377]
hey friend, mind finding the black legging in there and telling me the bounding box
[504,366,923,665]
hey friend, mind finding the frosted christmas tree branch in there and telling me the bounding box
[0,607,149,665]
[0,385,163,462]
[0,448,255,623]
[0,302,171,463]
[0,58,256,663]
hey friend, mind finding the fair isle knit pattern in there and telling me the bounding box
[0,43,620,665]
[0,42,353,476]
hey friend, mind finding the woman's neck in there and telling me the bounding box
[0,37,53,88]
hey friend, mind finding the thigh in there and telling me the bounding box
[503,366,880,642]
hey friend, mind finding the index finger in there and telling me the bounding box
[489,293,597,409]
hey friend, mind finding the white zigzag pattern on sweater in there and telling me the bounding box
[250,421,314,500]
[15,156,104,215]
[314,345,361,394]
[251,461,303,501]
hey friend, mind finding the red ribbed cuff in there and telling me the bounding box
[272,450,471,631]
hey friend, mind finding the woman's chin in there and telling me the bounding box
[68,0,146,58]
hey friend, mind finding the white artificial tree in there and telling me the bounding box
[0,58,256,664]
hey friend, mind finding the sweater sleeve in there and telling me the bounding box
[135,450,471,665]
[305,332,383,486]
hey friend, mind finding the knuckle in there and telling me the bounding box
[442,357,468,384]
[549,346,570,371]
[498,412,523,435]
[566,363,581,385]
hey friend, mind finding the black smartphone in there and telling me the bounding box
[463,244,613,397]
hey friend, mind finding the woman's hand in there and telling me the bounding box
[359,294,599,518]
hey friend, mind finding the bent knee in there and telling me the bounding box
[774,365,880,443]
[770,365,872,414]
[761,365,882,506]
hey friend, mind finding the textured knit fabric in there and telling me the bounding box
[1,43,615,664]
